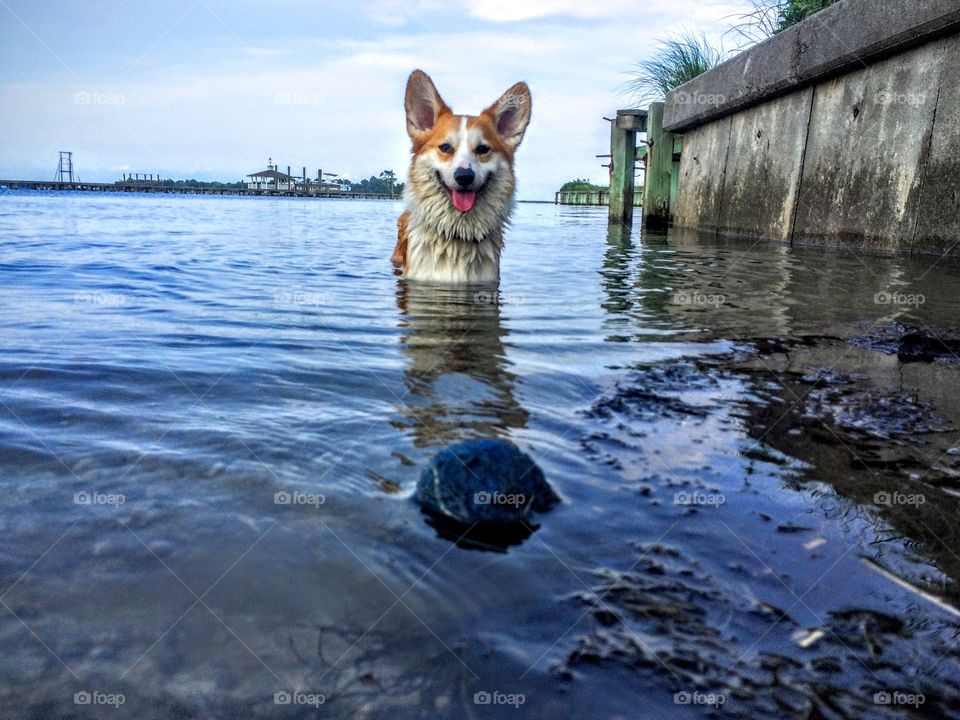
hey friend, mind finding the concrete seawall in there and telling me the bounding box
[664,0,960,256]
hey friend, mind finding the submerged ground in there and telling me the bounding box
[1,191,960,719]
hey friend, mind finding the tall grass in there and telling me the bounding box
[726,0,839,50]
[725,1,782,50]
[623,32,723,105]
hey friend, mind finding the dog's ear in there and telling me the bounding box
[405,70,449,137]
[484,82,531,149]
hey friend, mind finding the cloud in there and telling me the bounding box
[468,0,745,23]
[241,47,291,60]
[468,0,637,22]
[0,0,753,198]
[360,0,445,27]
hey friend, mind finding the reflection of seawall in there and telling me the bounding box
[599,225,800,340]
[392,282,528,448]
[606,224,931,343]
[665,0,960,256]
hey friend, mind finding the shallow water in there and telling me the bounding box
[2,190,960,718]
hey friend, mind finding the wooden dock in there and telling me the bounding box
[0,179,398,200]
[555,189,642,206]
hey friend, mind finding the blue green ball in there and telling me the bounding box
[415,439,559,524]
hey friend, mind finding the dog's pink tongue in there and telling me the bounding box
[452,190,476,213]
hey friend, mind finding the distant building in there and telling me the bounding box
[246,159,295,191]
[246,159,342,193]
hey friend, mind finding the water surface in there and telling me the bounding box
[2,190,960,718]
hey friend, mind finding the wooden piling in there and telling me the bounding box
[608,110,645,228]
[642,102,674,231]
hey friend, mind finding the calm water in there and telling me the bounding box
[2,190,960,719]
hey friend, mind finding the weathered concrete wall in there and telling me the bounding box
[915,37,960,256]
[672,117,730,232]
[665,0,960,256]
[719,87,812,242]
[793,41,946,252]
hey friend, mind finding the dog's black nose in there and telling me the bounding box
[454,167,475,188]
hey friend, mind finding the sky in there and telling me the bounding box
[0,0,751,200]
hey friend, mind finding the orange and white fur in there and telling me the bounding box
[391,70,532,282]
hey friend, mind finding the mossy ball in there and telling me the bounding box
[415,439,560,524]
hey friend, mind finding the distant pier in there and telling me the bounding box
[555,189,642,207]
[0,178,398,200]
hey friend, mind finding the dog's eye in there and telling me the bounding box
[476,144,491,155]
[438,143,454,154]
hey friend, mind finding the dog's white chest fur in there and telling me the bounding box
[404,220,502,283]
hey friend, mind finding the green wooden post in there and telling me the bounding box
[608,119,633,226]
[608,110,646,228]
[642,102,674,231]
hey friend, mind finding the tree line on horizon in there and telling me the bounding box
[350,174,404,195]
[559,178,608,192]
[132,173,404,195]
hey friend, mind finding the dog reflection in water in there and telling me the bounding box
[392,281,528,449]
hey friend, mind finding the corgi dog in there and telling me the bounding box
[391,70,532,282]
